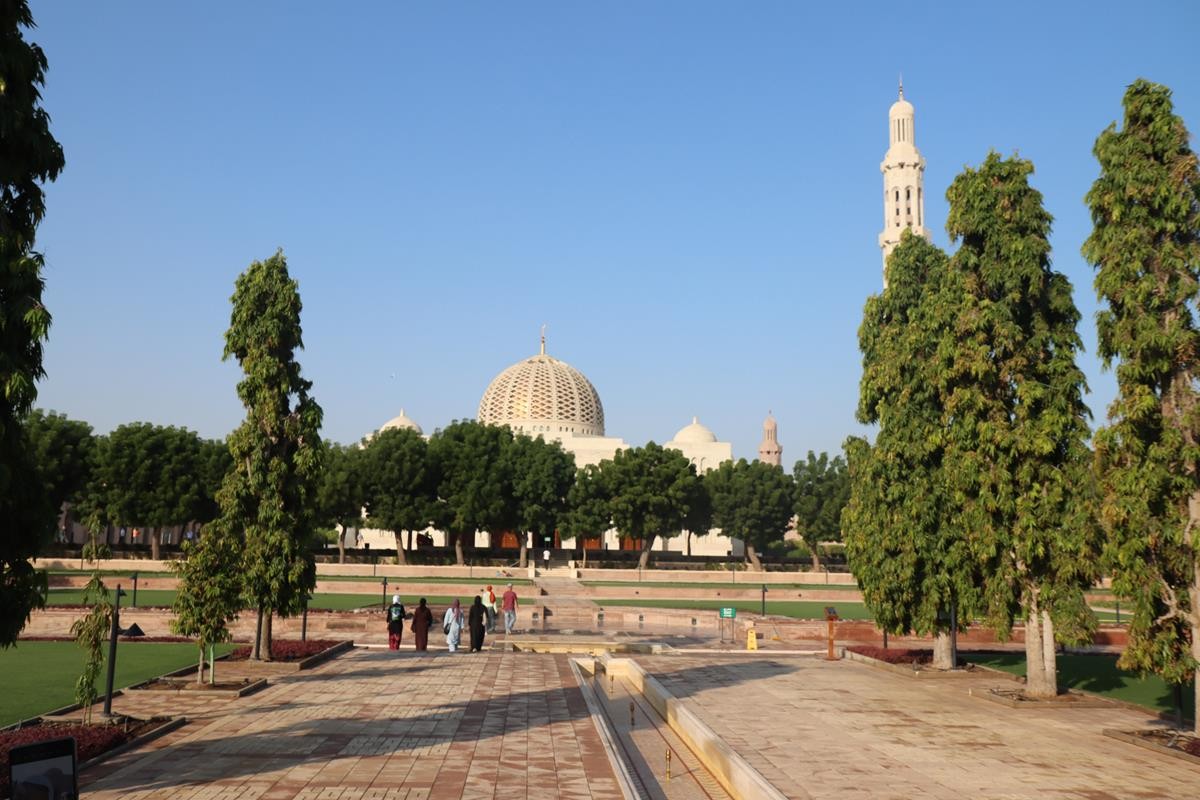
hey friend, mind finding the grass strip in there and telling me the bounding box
[0,641,237,727]
[595,598,874,620]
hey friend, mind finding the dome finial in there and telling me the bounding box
[540,323,547,355]
[898,74,904,99]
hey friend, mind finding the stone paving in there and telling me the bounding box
[79,648,624,800]
[639,653,1200,799]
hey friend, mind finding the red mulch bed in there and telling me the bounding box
[0,719,156,797]
[1135,728,1200,757]
[847,645,935,664]
[228,639,340,662]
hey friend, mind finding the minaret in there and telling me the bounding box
[877,79,929,284]
[758,412,782,467]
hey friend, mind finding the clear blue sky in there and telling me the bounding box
[27,1,1200,463]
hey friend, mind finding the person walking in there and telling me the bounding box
[502,583,519,634]
[485,585,497,632]
[411,598,433,652]
[386,595,406,650]
[443,598,464,652]
[468,596,487,652]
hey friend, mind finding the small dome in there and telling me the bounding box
[890,81,914,118]
[380,408,423,435]
[478,344,605,436]
[674,416,717,444]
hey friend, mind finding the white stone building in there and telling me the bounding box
[878,80,929,285]
[353,335,749,557]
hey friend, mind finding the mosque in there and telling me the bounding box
[353,84,924,558]
[357,331,781,557]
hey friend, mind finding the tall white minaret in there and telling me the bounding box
[878,80,929,284]
[757,412,782,467]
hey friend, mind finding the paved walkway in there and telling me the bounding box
[639,654,1200,799]
[79,649,624,800]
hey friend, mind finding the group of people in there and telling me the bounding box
[385,583,520,653]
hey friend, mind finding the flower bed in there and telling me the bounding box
[1103,728,1200,763]
[846,646,933,665]
[0,720,150,797]
[229,639,341,662]
[18,635,196,644]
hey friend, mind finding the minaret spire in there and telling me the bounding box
[540,324,546,355]
[878,80,929,286]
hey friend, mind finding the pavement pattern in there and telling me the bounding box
[79,648,624,800]
[639,653,1200,800]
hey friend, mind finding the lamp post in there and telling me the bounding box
[301,593,312,642]
[381,577,389,611]
[761,584,767,617]
[130,572,139,608]
[102,585,128,717]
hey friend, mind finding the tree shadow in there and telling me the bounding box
[81,648,795,794]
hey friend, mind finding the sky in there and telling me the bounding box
[25,1,1200,464]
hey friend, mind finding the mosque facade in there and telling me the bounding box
[354,334,764,557]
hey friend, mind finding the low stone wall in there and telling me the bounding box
[578,567,859,585]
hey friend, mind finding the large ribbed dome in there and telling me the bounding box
[478,343,605,437]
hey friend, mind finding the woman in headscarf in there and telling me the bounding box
[411,598,433,652]
[468,595,487,652]
[386,594,406,650]
[443,598,464,652]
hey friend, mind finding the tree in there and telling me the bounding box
[361,429,434,566]
[1084,78,1200,730]
[194,437,232,530]
[706,459,792,571]
[171,526,242,684]
[563,463,612,567]
[793,450,850,571]
[0,0,65,648]
[220,250,324,660]
[944,153,1097,696]
[315,441,365,564]
[604,442,701,570]
[84,423,207,559]
[509,433,575,567]
[844,232,980,669]
[428,421,513,565]
[25,409,95,538]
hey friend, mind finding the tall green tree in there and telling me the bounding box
[793,450,850,571]
[25,409,95,538]
[844,232,977,668]
[361,428,434,565]
[195,437,232,530]
[563,463,612,566]
[706,459,792,571]
[604,442,701,570]
[509,432,576,567]
[315,440,365,564]
[1084,79,1200,730]
[83,423,208,559]
[428,420,513,565]
[0,0,64,647]
[945,153,1097,696]
[220,250,324,660]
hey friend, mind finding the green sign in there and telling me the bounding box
[719,607,736,619]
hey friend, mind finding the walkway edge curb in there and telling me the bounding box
[603,656,792,800]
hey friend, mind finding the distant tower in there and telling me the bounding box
[758,412,782,467]
[877,79,929,285]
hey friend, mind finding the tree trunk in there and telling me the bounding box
[394,531,407,566]
[336,527,345,564]
[519,535,528,568]
[263,611,274,661]
[197,646,205,685]
[932,631,954,670]
[150,526,161,560]
[637,536,656,570]
[810,545,821,572]
[1041,609,1057,693]
[252,606,264,661]
[1024,595,1055,698]
[746,543,764,571]
[454,532,465,566]
[686,531,692,557]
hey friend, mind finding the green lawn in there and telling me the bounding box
[0,641,237,726]
[46,588,177,607]
[596,598,873,620]
[582,580,860,591]
[961,652,1195,718]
